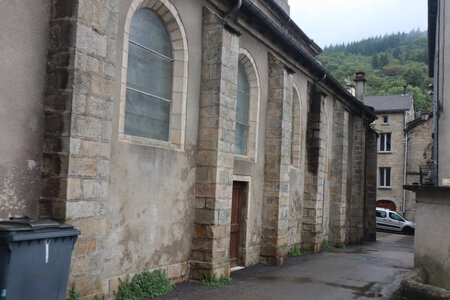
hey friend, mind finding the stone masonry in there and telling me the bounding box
[364,126,378,241]
[261,53,293,265]
[41,0,118,297]
[190,7,240,280]
[302,84,328,251]
[328,102,348,246]
[347,116,366,243]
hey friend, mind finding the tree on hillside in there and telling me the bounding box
[318,29,432,114]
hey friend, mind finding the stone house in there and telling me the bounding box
[364,92,415,217]
[404,112,433,221]
[0,0,377,298]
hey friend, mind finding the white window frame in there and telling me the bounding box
[379,132,392,152]
[382,115,389,124]
[379,167,391,188]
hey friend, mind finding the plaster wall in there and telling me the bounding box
[374,112,405,211]
[437,0,450,183]
[414,190,450,289]
[104,0,202,281]
[0,0,50,219]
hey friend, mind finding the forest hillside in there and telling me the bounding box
[317,30,432,114]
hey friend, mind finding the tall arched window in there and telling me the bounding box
[124,8,173,141]
[291,85,301,167]
[235,62,250,155]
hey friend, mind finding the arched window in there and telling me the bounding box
[235,62,250,155]
[124,8,173,141]
[291,85,301,167]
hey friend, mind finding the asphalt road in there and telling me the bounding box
[157,232,414,300]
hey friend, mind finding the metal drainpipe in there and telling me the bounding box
[403,116,408,216]
[225,0,242,17]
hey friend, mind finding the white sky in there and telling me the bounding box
[289,0,428,48]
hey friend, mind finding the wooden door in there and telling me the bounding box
[230,182,244,267]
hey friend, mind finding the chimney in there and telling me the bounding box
[354,72,367,101]
[403,85,407,95]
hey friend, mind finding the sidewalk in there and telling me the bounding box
[157,232,413,300]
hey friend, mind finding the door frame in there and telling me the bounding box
[230,175,251,267]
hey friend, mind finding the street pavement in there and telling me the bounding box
[158,232,414,300]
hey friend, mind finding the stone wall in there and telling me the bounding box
[328,102,349,246]
[302,85,328,251]
[190,7,240,279]
[261,53,293,265]
[0,0,378,297]
[347,116,366,243]
[364,127,378,241]
[405,116,433,221]
[41,0,118,297]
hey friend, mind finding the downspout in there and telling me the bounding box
[225,0,242,18]
[432,0,441,185]
[403,114,408,215]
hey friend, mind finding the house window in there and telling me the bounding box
[382,115,388,124]
[379,167,391,188]
[379,132,391,152]
[235,62,250,156]
[124,8,173,141]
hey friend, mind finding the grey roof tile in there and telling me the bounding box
[364,94,414,112]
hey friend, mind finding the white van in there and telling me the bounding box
[376,207,415,235]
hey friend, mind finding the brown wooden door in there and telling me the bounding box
[230,182,244,267]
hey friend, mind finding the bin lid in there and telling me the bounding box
[0,217,74,232]
[0,217,80,241]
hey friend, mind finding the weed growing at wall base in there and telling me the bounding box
[260,259,269,265]
[288,245,312,256]
[199,272,233,287]
[67,283,83,300]
[114,269,174,300]
[321,239,333,249]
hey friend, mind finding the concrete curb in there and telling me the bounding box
[400,267,450,300]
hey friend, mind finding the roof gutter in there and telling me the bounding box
[240,0,376,121]
[225,0,242,18]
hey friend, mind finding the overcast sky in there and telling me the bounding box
[289,0,428,48]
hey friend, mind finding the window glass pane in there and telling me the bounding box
[127,43,172,100]
[386,168,391,186]
[235,123,248,155]
[129,9,172,58]
[380,134,385,151]
[235,62,250,155]
[236,91,250,125]
[379,168,385,186]
[238,63,250,94]
[386,133,391,151]
[124,89,170,140]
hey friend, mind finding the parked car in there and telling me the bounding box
[376,207,415,235]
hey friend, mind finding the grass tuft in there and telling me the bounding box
[199,272,233,287]
[114,269,174,300]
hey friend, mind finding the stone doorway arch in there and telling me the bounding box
[377,200,396,211]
